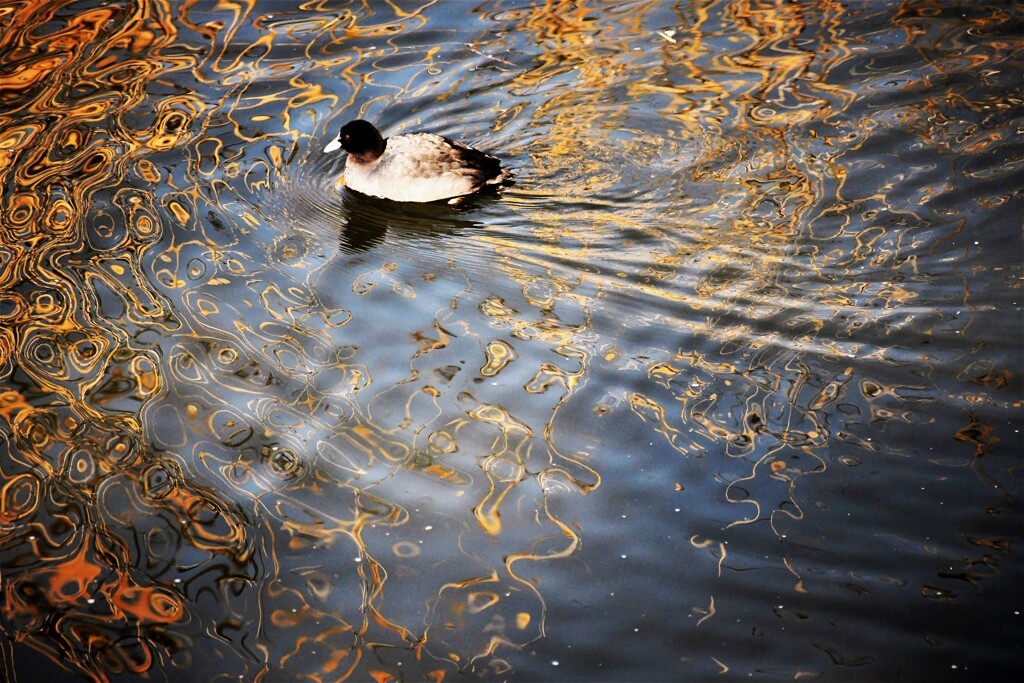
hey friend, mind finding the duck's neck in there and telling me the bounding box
[350,137,386,165]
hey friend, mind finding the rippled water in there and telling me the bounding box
[1,0,1021,681]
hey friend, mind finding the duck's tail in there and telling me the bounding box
[486,166,514,187]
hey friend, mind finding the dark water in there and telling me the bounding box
[1,0,1021,681]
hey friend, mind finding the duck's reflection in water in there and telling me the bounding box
[334,189,500,254]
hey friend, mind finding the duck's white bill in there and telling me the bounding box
[324,138,343,153]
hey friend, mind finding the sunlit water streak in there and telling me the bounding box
[0,0,1021,681]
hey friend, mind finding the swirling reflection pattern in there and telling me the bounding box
[0,0,1020,680]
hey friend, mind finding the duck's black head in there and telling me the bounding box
[327,119,386,162]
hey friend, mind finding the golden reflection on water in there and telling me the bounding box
[1,0,1020,680]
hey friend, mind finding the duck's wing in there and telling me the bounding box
[440,137,506,185]
[389,133,509,189]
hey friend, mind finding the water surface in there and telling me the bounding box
[0,0,1021,681]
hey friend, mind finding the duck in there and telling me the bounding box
[323,119,512,204]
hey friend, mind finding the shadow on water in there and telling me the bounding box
[331,189,506,255]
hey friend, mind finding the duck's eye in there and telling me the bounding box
[343,134,350,141]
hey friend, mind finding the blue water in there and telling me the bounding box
[0,1,1020,681]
